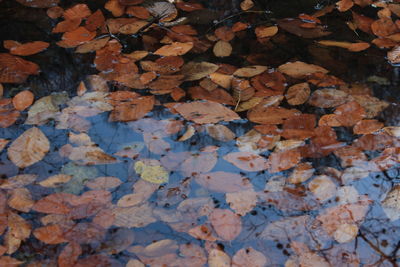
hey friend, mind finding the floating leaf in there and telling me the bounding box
[278,61,328,79]
[174,101,240,124]
[134,160,169,184]
[12,90,34,111]
[285,82,310,105]
[233,65,268,78]
[0,53,39,83]
[180,61,219,81]
[154,42,193,56]
[8,41,49,56]
[8,127,49,168]
[213,40,232,57]
[226,189,258,216]
[232,247,268,267]
[208,249,231,267]
[38,174,73,188]
[209,209,242,241]
[255,25,278,38]
[33,224,67,244]
[195,171,252,193]
[223,151,268,171]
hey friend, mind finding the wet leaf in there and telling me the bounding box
[255,25,278,38]
[7,127,49,168]
[0,53,39,83]
[308,175,337,202]
[206,125,235,142]
[232,247,268,267]
[154,42,193,56]
[233,65,268,78]
[174,100,240,124]
[180,61,219,81]
[308,89,349,108]
[0,174,37,190]
[213,40,232,57]
[208,249,231,267]
[75,37,110,53]
[12,90,34,111]
[134,160,169,184]
[268,149,301,173]
[32,193,74,214]
[381,185,400,221]
[58,242,81,267]
[113,203,157,228]
[278,61,328,78]
[223,151,268,171]
[33,224,67,244]
[195,171,252,193]
[285,82,310,105]
[209,208,242,241]
[8,188,34,212]
[85,176,122,190]
[226,189,258,216]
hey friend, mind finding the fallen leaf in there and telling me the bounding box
[134,160,169,184]
[285,82,310,105]
[213,40,232,57]
[223,151,268,171]
[232,247,268,267]
[226,189,258,216]
[278,61,328,78]
[33,224,67,244]
[8,188,34,212]
[233,65,268,77]
[180,61,219,81]
[308,89,349,108]
[208,249,231,267]
[195,171,252,193]
[174,100,240,124]
[154,42,193,56]
[0,53,40,83]
[38,174,73,188]
[209,208,242,241]
[268,149,302,173]
[12,90,34,111]
[0,174,37,190]
[206,125,235,142]
[16,0,59,8]
[7,127,49,168]
[58,242,82,267]
[255,25,278,38]
[308,175,337,202]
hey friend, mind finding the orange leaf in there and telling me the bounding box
[154,42,193,56]
[58,27,96,48]
[337,0,354,12]
[12,90,34,111]
[255,25,278,38]
[33,224,67,244]
[268,149,301,173]
[63,3,91,20]
[0,53,39,83]
[58,242,81,267]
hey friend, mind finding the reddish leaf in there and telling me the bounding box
[0,53,39,83]
[209,209,242,241]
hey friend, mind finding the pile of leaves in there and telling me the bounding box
[0,0,399,266]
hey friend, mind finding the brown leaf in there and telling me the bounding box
[8,188,34,212]
[58,242,82,267]
[232,247,268,267]
[223,151,268,171]
[75,37,110,53]
[213,40,232,57]
[0,53,39,83]
[268,149,302,173]
[12,91,34,111]
[109,95,155,122]
[7,127,49,168]
[32,193,74,214]
[353,119,383,134]
[0,174,37,190]
[174,100,240,124]
[180,61,219,81]
[371,17,398,37]
[33,224,67,244]
[195,171,253,193]
[209,209,242,241]
[208,249,231,267]
[0,256,23,266]
[336,0,354,12]
[278,18,331,38]
[154,42,193,56]
[285,82,310,105]
[255,25,278,38]
[226,189,258,216]
[248,105,299,124]
[278,61,328,78]
[58,27,96,48]
[308,89,349,108]
[8,41,49,56]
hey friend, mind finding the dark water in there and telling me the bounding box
[0,0,400,266]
